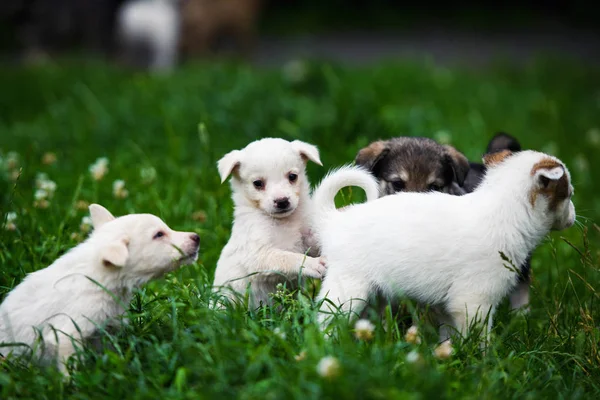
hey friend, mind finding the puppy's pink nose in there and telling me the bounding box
[274,197,290,210]
[190,233,200,246]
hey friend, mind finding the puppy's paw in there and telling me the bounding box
[302,256,327,279]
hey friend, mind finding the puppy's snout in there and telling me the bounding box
[274,197,290,210]
[190,233,200,246]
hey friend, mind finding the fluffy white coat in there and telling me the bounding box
[0,204,199,373]
[313,151,575,343]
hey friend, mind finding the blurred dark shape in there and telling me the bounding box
[179,0,263,60]
[0,0,125,61]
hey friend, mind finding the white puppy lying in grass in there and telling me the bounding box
[313,150,575,345]
[0,204,200,374]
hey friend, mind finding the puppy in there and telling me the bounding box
[356,133,532,311]
[116,0,180,71]
[0,204,199,374]
[213,138,327,309]
[315,151,575,345]
[355,137,471,196]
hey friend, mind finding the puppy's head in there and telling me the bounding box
[88,204,200,284]
[484,150,576,231]
[355,137,470,196]
[217,138,322,218]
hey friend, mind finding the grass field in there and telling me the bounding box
[1,58,599,399]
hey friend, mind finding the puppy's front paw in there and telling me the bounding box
[302,256,327,279]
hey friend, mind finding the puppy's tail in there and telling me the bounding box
[311,165,379,225]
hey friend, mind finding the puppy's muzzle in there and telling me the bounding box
[274,197,290,211]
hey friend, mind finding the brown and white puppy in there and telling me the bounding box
[356,133,532,311]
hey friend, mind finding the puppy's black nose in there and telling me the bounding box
[274,197,290,210]
[190,233,200,245]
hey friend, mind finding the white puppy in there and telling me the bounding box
[314,150,575,344]
[0,204,199,374]
[213,138,331,309]
[116,0,180,71]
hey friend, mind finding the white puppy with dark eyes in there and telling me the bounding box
[313,150,575,345]
[0,204,200,374]
[212,138,332,309]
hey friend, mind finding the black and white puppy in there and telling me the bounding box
[355,133,531,311]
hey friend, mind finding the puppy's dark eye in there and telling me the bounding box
[288,173,298,183]
[429,183,443,192]
[391,180,405,192]
[253,180,264,190]
[153,231,165,240]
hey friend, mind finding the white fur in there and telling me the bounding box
[116,0,180,71]
[0,204,199,373]
[213,138,329,309]
[316,151,575,344]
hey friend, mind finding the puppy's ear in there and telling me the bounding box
[483,149,512,167]
[355,140,389,171]
[291,140,322,166]
[99,238,129,268]
[532,163,564,189]
[487,132,522,154]
[217,150,242,183]
[89,204,115,229]
[443,145,470,186]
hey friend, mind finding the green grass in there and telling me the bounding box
[1,58,600,399]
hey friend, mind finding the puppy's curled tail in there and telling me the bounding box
[311,165,379,224]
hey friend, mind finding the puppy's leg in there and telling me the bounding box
[447,299,494,348]
[261,250,326,279]
[317,270,369,328]
[56,339,76,376]
[510,256,532,311]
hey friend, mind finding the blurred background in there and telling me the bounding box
[1,0,599,69]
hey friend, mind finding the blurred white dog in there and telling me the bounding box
[314,150,575,345]
[116,0,180,71]
[213,138,328,309]
[0,204,199,374]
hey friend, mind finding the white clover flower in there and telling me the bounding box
[406,349,422,364]
[6,212,17,223]
[34,189,48,200]
[316,356,340,379]
[80,216,93,233]
[354,319,375,341]
[140,166,157,184]
[405,325,421,345]
[433,341,454,360]
[113,179,129,199]
[89,157,109,181]
[35,173,49,187]
[294,350,307,362]
[39,180,57,196]
[282,60,308,84]
[433,130,452,145]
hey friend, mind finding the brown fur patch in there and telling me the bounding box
[355,140,389,170]
[482,150,512,167]
[529,159,570,210]
[443,145,470,184]
[530,158,562,176]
